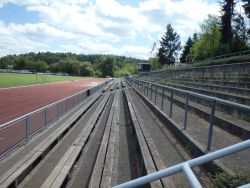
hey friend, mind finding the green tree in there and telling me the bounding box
[232,13,248,52]
[242,0,250,18]
[180,37,193,63]
[190,15,221,60]
[149,57,162,71]
[157,24,181,66]
[79,61,94,76]
[98,55,115,77]
[220,0,236,51]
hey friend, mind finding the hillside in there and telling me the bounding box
[0,52,145,77]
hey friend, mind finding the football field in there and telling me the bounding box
[0,73,85,88]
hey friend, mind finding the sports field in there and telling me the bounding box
[0,73,85,88]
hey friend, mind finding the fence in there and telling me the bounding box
[126,77,250,151]
[0,80,112,159]
[209,50,250,60]
[139,62,250,87]
[113,139,250,188]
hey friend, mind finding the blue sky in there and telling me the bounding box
[0,0,220,59]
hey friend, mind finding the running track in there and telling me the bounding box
[0,78,107,125]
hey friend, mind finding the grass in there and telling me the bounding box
[0,73,85,89]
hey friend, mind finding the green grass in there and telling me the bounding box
[0,73,85,88]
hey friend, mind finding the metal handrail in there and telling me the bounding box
[0,88,88,129]
[0,79,112,158]
[113,140,250,188]
[133,78,250,112]
[126,77,250,151]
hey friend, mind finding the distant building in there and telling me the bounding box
[138,62,151,72]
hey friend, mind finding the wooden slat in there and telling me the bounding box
[100,93,120,188]
[132,98,176,188]
[125,90,163,188]
[41,94,111,188]
[0,93,102,188]
[88,93,118,188]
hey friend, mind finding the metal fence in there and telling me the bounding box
[113,139,250,188]
[139,62,250,87]
[126,77,250,151]
[0,80,111,159]
[209,50,250,60]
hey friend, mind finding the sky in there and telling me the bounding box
[0,0,221,59]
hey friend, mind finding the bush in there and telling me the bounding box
[209,170,250,188]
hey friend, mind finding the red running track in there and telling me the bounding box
[0,78,107,125]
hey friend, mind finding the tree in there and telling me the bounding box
[190,15,221,60]
[157,24,181,65]
[180,37,193,63]
[149,57,162,71]
[242,0,250,18]
[242,0,250,35]
[220,0,236,51]
[79,61,94,76]
[232,13,248,52]
[98,55,115,77]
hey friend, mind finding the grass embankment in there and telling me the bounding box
[0,73,85,88]
[190,55,250,68]
[158,55,250,72]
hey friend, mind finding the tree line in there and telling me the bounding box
[0,52,141,77]
[154,0,250,69]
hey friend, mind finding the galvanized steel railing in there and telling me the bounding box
[115,77,250,188]
[0,80,111,159]
[113,140,250,188]
[126,77,250,151]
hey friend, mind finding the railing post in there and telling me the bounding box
[150,84,153,101]
[184,93,189,130]
[44,108,47,128]
[207,99,216,151]
[223,66,225,85]
[154,85,157,105]
[25,115,29,142]
[237,64,241,88]
[161,87,164,110]
[57,103,59,119]
[147,83,149,98]
[66,99,68,112]
[169,89,174,118]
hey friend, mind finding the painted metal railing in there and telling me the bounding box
[113,140,250,188]
[126,77,250,151]
[0,80,112,159]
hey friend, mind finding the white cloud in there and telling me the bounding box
[0,0,220,59]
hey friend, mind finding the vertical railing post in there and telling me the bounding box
[169,89,174,118]
[207,99,216,151]
[147,83,149,98]
[184,93,189,130]
[155,85,157,105]
[150,84,153,101]
[78,94,80,105]
[57,103,59,119]
[143,82,146,95]
[237,64,241,88]
[66,99,68,112]
[25,115,29,142]
[223,66,225,85]
[161,87,164,111]
[44,108,47,128]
